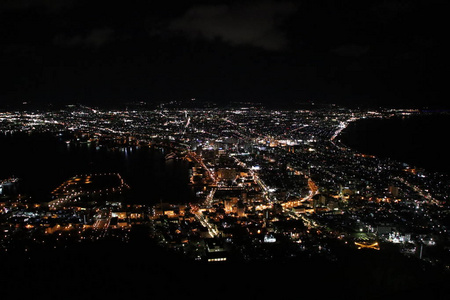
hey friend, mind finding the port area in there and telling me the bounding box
[48,173,129,209]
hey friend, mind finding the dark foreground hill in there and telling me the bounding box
[1,237,449,300]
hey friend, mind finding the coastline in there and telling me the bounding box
[0,132,193,204]
[336,113,450,175]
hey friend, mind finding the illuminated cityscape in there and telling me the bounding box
[1,1,448,298]
[1,104,448,259]
[1,103,449,297]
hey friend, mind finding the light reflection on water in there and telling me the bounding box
[0,132,194,204]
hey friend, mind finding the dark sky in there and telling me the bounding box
[0,0,447,108]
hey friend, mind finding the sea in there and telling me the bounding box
[339,113,450,175]
[0,132,194,204]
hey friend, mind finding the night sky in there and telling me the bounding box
[0,0,447,108]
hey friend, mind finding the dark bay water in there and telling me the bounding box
[0,132,194,203]
[340,114,450,174]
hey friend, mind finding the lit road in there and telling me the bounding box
[233,156,273,202]
[286,210,320,229]
[93,209,112,238]
[188,152,217,184]
[204,188,217,207]
[194,211,219,238]
[394,176,438,204]
[281,176,319,209]
[282,189,319,209]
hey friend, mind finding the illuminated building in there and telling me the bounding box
[263,233,276,243]
[205,240,228,262]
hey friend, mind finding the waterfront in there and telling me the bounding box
[0,132,194,204]
[340,114,450,174]
[1,106,449,299]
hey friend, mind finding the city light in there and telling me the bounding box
[0,105,448,269]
